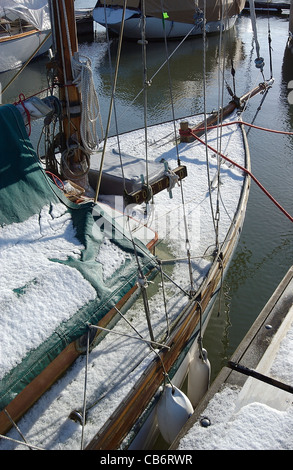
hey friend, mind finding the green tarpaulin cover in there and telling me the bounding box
[0,105,156,411]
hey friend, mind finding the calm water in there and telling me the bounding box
[1,4,292,382]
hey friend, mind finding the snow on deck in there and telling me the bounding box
[0,112,248,450]
[0,203,97,380]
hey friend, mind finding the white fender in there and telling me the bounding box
[156,384,194,444]
[187,348,211,408]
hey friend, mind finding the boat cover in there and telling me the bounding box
[0,0,50,31]
[0,105,156,411]
[97,0,246,24]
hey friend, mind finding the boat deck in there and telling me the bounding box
[0,17,37,40]
[244,1,291,12]
[0,111,250,450]
[171,265,293,450]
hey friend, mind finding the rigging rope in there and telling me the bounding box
[0,433,44,451]
[1,32,52,96]
[103,6,127,192]
[160,0,180,166]
[249,0,265,77]
[127,216,155,342]
[89,324,169,350]
[14,93,31,136]
[154,0,195,296]
[4,409,33,450]
[188,128,293,223]
[69,314,171,422]
[141,0,150,193]
[118,27,198,121]
[94,0,127,203]
[202,0,217,239]
[214,0,228,250]
[112,306,173,387]
[266,9,273,79]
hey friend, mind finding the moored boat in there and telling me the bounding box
[0,0,52,73]
[0,0,283,450]
[93,0,246,40]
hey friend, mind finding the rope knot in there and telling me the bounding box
[14,93,31,136]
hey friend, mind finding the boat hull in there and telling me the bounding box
[86,119,251,449]
[0,29,51,73]
[129,166,250,449]
[93,8,239,40]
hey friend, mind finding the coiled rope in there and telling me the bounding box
[71,53,103,154]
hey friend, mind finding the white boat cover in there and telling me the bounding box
[0,0,51,31]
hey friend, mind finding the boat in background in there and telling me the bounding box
[0,0,51,72]
[287,0,293,53]
[93,0,246,40]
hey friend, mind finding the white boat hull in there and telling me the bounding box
[0,29,51,73]
[93,8,239,40]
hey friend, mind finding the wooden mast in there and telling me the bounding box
[50,0,82,164]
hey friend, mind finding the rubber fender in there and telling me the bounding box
[187,348,211,408]
[156,384,193,444]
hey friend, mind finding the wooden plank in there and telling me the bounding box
[0,342,80,436]
[0,280,149,435]
[0,28,39,43]
[124,165,187,205]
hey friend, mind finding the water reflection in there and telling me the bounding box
[96,26,245,132]
[1,55,50,105]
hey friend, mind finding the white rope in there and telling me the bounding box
[0,433,44,450]
[89,324,170,350]
[71,52,103,154]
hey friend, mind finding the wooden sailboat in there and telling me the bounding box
[0,0,275,450]
[0,1,52,72]
[93,0,246,40]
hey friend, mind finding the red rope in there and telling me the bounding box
[21,82,73,101]
[45,171,65,191]
[14,93,31,136]
[188,129,293,223]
